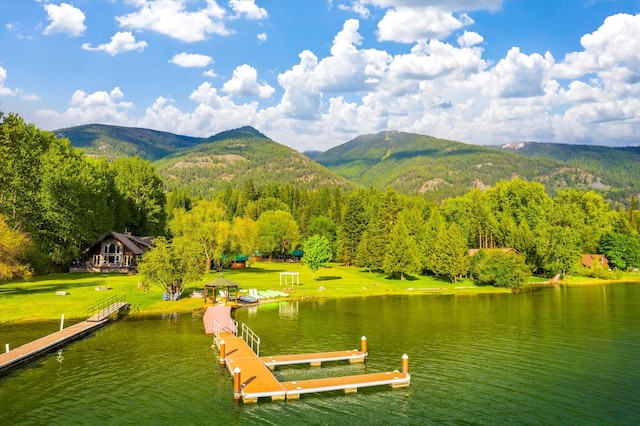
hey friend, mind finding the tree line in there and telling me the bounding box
[0,113,166,276]
[2,113,639,290]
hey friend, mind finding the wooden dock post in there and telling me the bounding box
[361,336,367,355]
[233,367,242,401]
[60,314,65,331]
[5,344,8,353]
[219,340,226,366]
[402,354,409,375]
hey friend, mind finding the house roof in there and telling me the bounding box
[84,232,153,255]
[581,254,609,267]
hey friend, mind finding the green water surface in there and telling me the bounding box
[1,283,639,425]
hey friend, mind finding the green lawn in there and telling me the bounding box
[1,262,637,323]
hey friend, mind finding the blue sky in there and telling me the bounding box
[1,0,639,152]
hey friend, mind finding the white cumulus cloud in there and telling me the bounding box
[36,87,133,129]
[222,64,275,98]
[170,53,213,68]
[116,0,228,42]
[376,7,473,42]
[229,0,268,20]
[82,32,148,56]
[42,3,86,37]
[0,66,18,96]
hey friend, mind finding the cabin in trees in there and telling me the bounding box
[581,254,609,269]
[70,232,153,273]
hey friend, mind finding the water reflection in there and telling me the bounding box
[279,301,298,319]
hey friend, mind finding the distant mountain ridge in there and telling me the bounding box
[55,123,202,161]
[58,124,640,204]
[315,130,640,202]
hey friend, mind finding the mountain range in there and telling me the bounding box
[55,124,640,204]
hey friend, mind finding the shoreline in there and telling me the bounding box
[1,273,638,325]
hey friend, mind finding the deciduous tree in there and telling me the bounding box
[112,156,166,236]
[256,210,299,257]
[303,235,333,279]
[471,250,530,292]
[0,215,32,281]
[170,200,230,273]
[138,237,203,298]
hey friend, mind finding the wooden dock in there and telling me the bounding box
[260,349,366,369]
[206,306,410,403]
[282,370,410,399]
[0,298,129,374]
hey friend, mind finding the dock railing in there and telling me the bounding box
[213,318,238,338]
[241,323,261,357]
[86,294,127,321]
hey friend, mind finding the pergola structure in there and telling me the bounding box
[279,271,300,286]
[204,275,240,307]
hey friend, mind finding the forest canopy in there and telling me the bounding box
[2,113,639,283]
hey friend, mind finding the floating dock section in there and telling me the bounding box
[205,305,410,403]
[0,296,129,374]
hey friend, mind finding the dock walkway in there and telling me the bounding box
[217,331,287,401]
[0,299,129,374]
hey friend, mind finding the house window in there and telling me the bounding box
[103,243,120,254]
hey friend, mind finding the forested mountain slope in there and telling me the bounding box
[497,142,640,202]
[55,124,202,161]
[154,132,354,197]
[59,123,639,204]
[315,131,638,203]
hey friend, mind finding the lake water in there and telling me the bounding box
[1,283,639,425]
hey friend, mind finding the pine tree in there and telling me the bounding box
[383,216,420,280]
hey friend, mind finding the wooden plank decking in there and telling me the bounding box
[0,302,129,374]
[260,349,366,369]
[282,370,410,399]
[216,332,286,402]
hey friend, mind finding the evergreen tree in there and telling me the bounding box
[383,216,420,280]
[420,207,445,275]
[434,222,470,282]
[338,191,367,265]
[356,210,387,272]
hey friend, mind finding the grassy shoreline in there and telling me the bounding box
[1,262,638,324]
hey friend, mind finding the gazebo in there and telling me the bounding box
[203,275,240,307]
[279,271,300,286]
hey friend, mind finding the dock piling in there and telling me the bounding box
[5,344,8,353]
[60,314,65,331]
[361,336,367,355]
[233,367,242,401]
[402,354,409,375]
[219,340,226,365]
